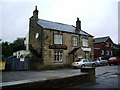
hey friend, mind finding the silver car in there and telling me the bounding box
[72,59,96,68]
[94,57,108,66]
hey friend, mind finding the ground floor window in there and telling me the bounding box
[106,50,109,55]
[110,51,112,56]
[54,51,63,62]
[101,50,104,55]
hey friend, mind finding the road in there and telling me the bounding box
[1,65,120,89]
[74,65,120,88]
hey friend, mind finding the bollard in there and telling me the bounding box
[81,67,96,83]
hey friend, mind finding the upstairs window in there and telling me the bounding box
[54,34,62,44]
[82,38,88,47]
[110,43,113,47]
[72,36,78,46]
[106,42,113,47]
[106,42,109,47]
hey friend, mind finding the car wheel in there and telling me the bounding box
[106,63,109,66]
[92,64,96,68]
[109,63,111,66]
[73,67,76,69]
[81,65,85,68]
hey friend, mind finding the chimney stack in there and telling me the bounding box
[76,17,81,30]
[33,6,39,22]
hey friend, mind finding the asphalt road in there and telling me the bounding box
[74,65,120,88]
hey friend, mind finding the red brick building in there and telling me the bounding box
[93,36,114,58]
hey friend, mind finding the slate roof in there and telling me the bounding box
[37,19,93,36]
[69,47,80,54]
[93,36,110,43]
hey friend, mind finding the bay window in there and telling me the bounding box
[82,38,88,47]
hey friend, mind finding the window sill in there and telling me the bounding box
[82,46,89,48]
[54,61,63,63]
[72,45,78,47]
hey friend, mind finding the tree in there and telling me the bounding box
[2,38,26,58]
[13,38,25,52]
[2,42,13,58]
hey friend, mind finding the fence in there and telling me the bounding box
[4,58,28,71]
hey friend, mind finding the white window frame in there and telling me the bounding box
[72,36,78,46]
[110,51,112,56]
[54,34,62,44]
[110,43,113,47]
[82,38,88,47]
[101,50,104,55]
[106,42,109,47]
[54,51,63,62]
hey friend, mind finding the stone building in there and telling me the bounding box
[27,6,94,68]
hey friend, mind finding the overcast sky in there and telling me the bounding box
[0,0,119,44]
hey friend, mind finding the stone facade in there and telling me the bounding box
[28,6,94,68]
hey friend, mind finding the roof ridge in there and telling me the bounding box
[37,18,93,36]
[94,36,109,39]
[94,36,110,43]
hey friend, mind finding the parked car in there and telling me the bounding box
[94,57,108,66]
[108,57,120,65]
[72,59,96,68]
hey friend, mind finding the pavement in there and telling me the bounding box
[1,68,88,87]
[2,69,81,82]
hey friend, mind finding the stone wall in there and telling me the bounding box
[42,29,94,66]
[29,18,43,56]
[29,18,94,68]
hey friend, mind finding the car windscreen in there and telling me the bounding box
[109,57,116,60]
[101,57,105,60]
[94,58,100,61]
[75,60,82,62]
[83,59,90,62]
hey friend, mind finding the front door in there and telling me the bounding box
[85,52,89,60]
[68,54,74,64]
